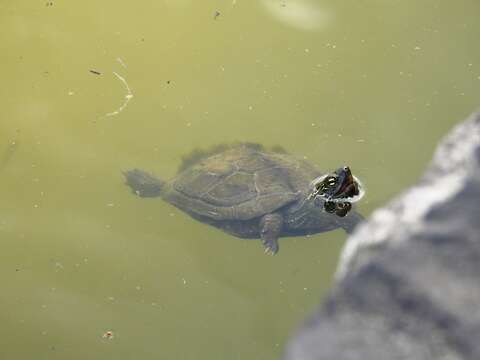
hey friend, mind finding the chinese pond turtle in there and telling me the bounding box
[124,143,363,254]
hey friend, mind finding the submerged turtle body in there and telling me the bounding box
[124,144,363,254]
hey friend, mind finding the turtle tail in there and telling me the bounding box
[123,169,165,198]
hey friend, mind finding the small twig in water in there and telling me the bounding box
[116,57,127,68]
[106,71,133,117]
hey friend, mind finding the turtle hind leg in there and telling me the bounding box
[260,213,283,255]
[123,169,165,198]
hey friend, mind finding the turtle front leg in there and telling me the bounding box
[259,213,283,255]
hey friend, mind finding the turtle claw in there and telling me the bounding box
[264,247,276,256]
[262,238,279,255]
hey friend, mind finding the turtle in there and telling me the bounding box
[123,143,364,254]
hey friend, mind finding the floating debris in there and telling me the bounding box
[214,10,221,19]
[0,140,18,171]
[89,70,101,75]
[102,330,114,340]
[116,57,127,68]
[105,72,133,117]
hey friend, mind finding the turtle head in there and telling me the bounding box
[306,166,362,218]
[286,166,364,229]
[312,166,359,201]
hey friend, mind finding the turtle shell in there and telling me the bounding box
[162,144,321,221]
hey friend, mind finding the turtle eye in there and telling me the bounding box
[343,166,349,172]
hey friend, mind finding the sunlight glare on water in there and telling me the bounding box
[260,0,332,31]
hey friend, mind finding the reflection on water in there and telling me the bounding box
[1,0,480,359]
[261,0,332,31]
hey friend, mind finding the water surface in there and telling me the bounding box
[1,1,480,359]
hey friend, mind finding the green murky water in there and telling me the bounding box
[1,0,479,359]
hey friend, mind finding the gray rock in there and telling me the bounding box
[284,112,480,360]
